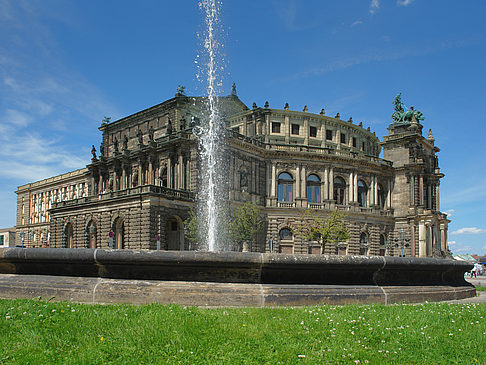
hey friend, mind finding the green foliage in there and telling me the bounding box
[0,299,485,364]
[229,202,264,248]
[291,209,350,251]
[183,208,201,245]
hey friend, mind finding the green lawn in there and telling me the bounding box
[1,299,485,364]
[476,286,486,292]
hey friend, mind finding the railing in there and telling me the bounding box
[277,201,296,208]
[51,185,195,209]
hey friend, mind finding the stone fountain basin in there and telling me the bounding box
[0,248,475,306]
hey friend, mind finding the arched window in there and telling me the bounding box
[64,223,73,248]
[87,221,97,249]
[358,180,368,207]
[377,183,385,209]
[359,232,368,255]
[306,174,321,203]
[379,234,386,256]
[333,176,346,205]
[279,228,293,241]
[278,172,293,202]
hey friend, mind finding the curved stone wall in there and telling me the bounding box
[0,248,475,306]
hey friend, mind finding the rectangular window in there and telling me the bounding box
[340,133,346,144]
[0,236,4,246]
[271,122,281,133]
[362,141,366,151]
[352,137,357,148]
[309,126,317,138]
[232,126,240,133]
[326,130,333,140]
[291,123,300,135]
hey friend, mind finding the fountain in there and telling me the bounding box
[196,0,227,251]
[0,1,476,306]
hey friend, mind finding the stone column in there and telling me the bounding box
[386,180,392,209]
[301,165,306,198]
[284,115,290,144]
[348,172,353,203]
[296,165,301,198]
[329,168,334,201]
[271,163,276,197]
[418,222,427,257]
[323,167,329,200]
[98,175,103,194]
[436,184,440,211]
[374,176,378,206]
[264,114,270,143]
[411,225,416,257]
[179,154,184,189]
[419,175,424,206]
[440,224,447,252]
[320,124,326,147]
[427,184,432,209]
[303,119,309,145]
[167,156,172,188]
[148,160,153,185]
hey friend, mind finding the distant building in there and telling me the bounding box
[0,227,16,247]
[14,89,449,257]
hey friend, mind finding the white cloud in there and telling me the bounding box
[397,0,414,6]
[283,37,485,82]
[444,209,455,218]
[1,109,32,127]
[454,246,472,254]
[451,227,486,235]
[448,241,457,246]
[369,0,380,14]
[351,20,363,27]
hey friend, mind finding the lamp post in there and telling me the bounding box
[394,229,411,257]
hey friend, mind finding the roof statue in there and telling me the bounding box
[391,93,424,124]
[230,82,237,96]
[176,85,186,96]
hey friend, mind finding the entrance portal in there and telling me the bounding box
[166,216,184,250]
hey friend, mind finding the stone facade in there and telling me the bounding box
[0,227,16,247]
[15,92,449,257]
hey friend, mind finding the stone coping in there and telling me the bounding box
[0,248,473,287]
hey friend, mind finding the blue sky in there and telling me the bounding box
[0,0,485,255]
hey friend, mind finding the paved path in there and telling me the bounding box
[443,277,486,304]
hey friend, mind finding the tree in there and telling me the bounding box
[183,208,202,247]
[229,202,264,251]
[291,209,350,253]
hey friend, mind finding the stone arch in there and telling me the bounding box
[63,220,74,248]
[111,214,126,249]
[166,215,184,251]
[359,231,369,256]
[85,218,98,249]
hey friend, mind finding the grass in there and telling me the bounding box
[0,299,485,364]
[476,286,486,292]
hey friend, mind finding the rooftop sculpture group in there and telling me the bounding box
[392,93,424,124]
